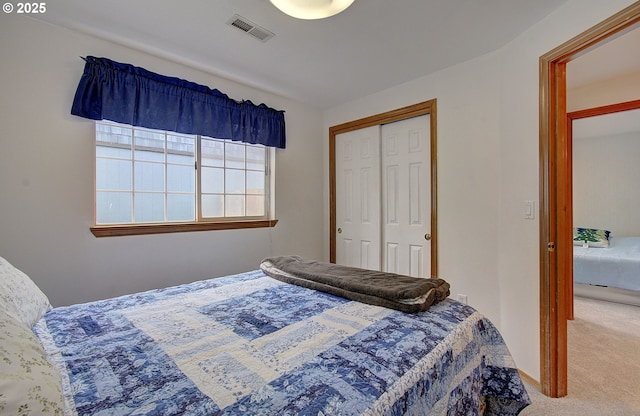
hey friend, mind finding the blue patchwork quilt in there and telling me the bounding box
[33,270,530,415]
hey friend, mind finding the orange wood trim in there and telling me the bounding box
[540,55,564,397]
[328,101,436,137]
[429,101,439,277]
[542,4,640,63]
[329,131,337,262]
[91,219,279,237]
[568,99,640,120]
[539,1,640,398]
[538,54,554,396]
[565,116,574,321]
[329,99,438,277]
[555,61,569,395]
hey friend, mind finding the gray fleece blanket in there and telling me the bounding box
[260,255,450,313]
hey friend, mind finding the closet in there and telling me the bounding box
[329,101,438,278]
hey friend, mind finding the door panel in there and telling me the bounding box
[335,126,381,270]
[382,115,430,277]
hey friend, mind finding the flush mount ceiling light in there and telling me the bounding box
[270,0,355,20]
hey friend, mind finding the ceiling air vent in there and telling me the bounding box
[226,15,275,42]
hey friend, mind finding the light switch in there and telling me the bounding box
[524,200,535,220]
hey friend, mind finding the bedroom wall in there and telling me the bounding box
[0,15,325,307]
[573,130,640,236]
[567,69,640,238]
[567,71,640,112]
[323,0,638,381]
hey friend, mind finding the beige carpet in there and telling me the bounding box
[520,296,640,415]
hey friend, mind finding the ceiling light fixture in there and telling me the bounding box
[270,0,355,20]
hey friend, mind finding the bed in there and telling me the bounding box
[573,235,640,306]
[573,236,640,292]
[0,255,530,415]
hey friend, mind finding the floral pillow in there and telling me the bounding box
[0,311,64,415]
[573,227,611,248]
[0,255,52,328]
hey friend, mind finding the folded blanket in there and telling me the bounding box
[260,256,450,313]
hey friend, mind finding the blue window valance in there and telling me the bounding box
[71,56,286,148]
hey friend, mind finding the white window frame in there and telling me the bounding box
[91,121,277,237]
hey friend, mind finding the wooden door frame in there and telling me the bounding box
[329,100,438,277]
[539,2,640,397]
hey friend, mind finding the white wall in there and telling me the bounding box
[574,131,640,236]
[569,71,640,238]
[323,0,638,381]
[0,15,325,307]
[325,51,504,320]
[568,72,640,112]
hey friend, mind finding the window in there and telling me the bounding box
[94,121,275,236]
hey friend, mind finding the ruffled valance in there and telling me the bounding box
[71,56,285,148]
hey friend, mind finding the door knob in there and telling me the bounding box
[424,233,431,241]
[338,228,343,234]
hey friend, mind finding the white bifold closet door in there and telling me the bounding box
[335,125,382,270]
[335,115,431,277]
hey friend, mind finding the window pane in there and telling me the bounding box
[167,152,194,165]
[95,122,271,226]
[202,167,224,194]
[96,192,131,224]
[135,128,165,152]
[134,193,164,222]
[225,142,245,169]
[96,159,132,191]
[134,161,165,192]
[225,169,245,194]
[167,134,195,164]
[202,194,224,218]
[225,195,245,217]
[201,139,224,167]
[246,146,265,171]
[167,194,195,221]
[97,123,132,147]
[246,171,264,195]
[167,134,195,154]
[135,148,164,162]
[97,145,131,159]
[167,165,194,193]
[246,195,265,217]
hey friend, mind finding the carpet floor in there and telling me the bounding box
[520,296,640,415]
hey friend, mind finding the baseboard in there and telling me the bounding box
[518,369,541,391]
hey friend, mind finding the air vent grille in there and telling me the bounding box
[226,15,275,42]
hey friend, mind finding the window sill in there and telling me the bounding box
[90,219,279,238]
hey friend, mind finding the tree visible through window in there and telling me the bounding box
[95,121,272,225]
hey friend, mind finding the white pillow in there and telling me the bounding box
[0,311,64,415]
[0,255,52,328]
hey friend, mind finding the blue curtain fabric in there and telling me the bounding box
[71,56,286,148]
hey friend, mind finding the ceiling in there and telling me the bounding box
[32,0,570,109]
